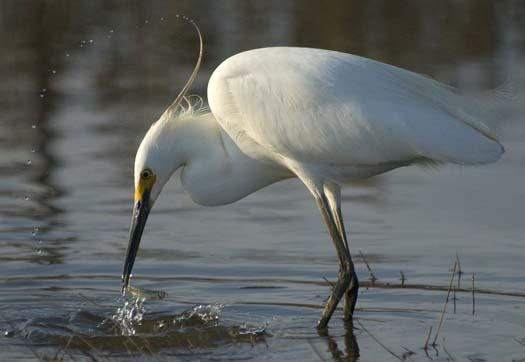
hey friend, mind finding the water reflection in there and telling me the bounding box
[1,0,523,266]
[1,1,525,361]
[316,321,360,362]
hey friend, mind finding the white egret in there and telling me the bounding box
[122,23,504,329]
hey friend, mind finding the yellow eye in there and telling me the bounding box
[141,169,153,180]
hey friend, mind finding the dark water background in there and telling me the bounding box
[1,1,525,361]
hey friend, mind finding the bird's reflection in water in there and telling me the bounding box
[315,320,360,362]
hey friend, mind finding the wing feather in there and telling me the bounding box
[208,47,503,166]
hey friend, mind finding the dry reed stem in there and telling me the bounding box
[453,286,457,314]
[355,319,403,361]
[455,253,462,275]
[423,325,433,350]
[358,250,377,283]
[432,261,457,346]
[442,337,456,361]
[322,276,335,290]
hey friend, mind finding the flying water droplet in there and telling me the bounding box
[173,304,224,327]
[66,53,70,57]
[51,70,57,74]
[89,39,93,43]
[30,148,36,153]
[42,88,47,92]
[109,29,114,33]
[24,195,31,201]
[3,330,14,338]
[32,124,37,129]
[160,17,164,21]
[144,20,149,24]
[26,159,32,165]
[237,321,269,336]
[39,94,44,98]
[153,320,167,332]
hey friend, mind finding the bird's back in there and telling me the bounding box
[208,47,503,170]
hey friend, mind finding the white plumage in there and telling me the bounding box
[208,47,503,170]
[123,31,504,329]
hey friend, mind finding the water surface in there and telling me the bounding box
[1,1,525,361]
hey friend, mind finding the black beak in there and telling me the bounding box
[122,189,151,294]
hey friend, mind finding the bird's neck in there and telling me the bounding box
[178,113,291,206]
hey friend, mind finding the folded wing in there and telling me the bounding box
[208,47,503,166]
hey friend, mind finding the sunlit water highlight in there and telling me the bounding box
[112,295,146,335]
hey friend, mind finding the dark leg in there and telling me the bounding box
[333,204,359,319]
[314,192,355,329]
[324,183,359,320]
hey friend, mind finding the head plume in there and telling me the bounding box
[163,19,203,119]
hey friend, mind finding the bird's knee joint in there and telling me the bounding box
[341,261,354,274]
[339,267,352,284]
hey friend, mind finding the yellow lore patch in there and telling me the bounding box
[134,169,156,201]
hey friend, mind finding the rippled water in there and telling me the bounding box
[1,1,525,361]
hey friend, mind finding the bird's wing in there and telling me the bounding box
[208,47,502,166]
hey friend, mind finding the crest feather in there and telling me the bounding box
[163,19,203,119]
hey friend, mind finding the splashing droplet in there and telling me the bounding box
[238,321,270,336]
[24,195,31,201]
[144,20,149,24]
[109,29,114,33]
[26,160,32,165]
[32,124,37,129]
[51,70,57,74]
[3,330,14,338]
[39,94,44,98]
[173,304,224,328]
[66,53,70,57]
[112,295,146,335]
[89,39,93,43]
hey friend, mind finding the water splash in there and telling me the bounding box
[111,295,146,336]
[173,304,224,328]
[237,321,270,336]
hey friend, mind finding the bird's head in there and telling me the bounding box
[121,20,203,293]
